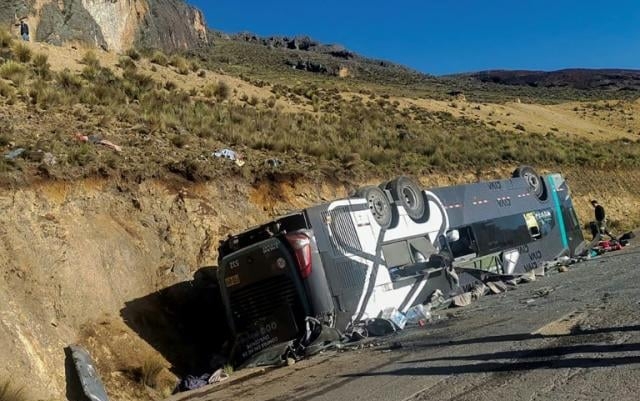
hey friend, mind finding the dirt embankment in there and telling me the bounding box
[0,167,638,400]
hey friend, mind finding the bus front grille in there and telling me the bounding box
[229,274,301,330]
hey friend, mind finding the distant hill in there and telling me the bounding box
[457,69,640,92]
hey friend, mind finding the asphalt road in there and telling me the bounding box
[171,246,640,401]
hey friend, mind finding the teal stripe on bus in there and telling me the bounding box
[548,176,569,250]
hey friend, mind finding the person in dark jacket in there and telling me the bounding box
[591,200,614,240]
[19,20,29,41]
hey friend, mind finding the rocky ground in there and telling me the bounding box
[171,243,640,401]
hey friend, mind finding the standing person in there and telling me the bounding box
[19,20,29,41]
[591,200,614,240]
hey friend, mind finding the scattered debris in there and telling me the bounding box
[265,158,284,168]
[67,344,109,401]
[534,287,555,298]
[4,147,25,160]
[470,282,489,300]
[207,368,229,384]
[452,292,472,307]
[176,373,213,392]
[379,307,407,330]
[74,133,122,152]
[212,148,245,166]
[520,271,537,283]
[487,281,508,294]
[405,304,431,325]
[43,152,57,166]
[365,318,397,336]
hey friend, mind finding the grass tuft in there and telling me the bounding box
[11,42,31,62]
[140,356,164,388]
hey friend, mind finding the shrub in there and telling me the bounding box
[11,42,31,62]
[0,79,16,99]
[140,357,164,388]
[213,81,230,101]
[171,135,188,148]
[0,28,13,49]
[29,79,62,109]
[57,69,83,91]
[150,50,168,66]
[68,143,94,166]
[169,55,189,75]
[31,53,50,79]
[117,56,136,70]
[126,48,141,61]
[80,50,100,68]
[0,61,27,85]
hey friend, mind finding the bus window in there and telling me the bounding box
[473,214,531,255]
[524,212,541,239]
[533,209,555,237]
[382,236,436,275]
[448,226,478,258]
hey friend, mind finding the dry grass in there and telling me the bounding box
[0,61,27,85]
[140,356,165,388]
[0,28,13,49]
[80,50,100,68]
[11,42,31,63]
[150,50,168,66]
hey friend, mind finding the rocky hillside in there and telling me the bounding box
[459,69,640,91]
[0,0,207,52]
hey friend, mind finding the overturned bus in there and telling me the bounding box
[217,166,583,362]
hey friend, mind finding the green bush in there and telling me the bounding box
[169,55,189,75]
[57,69,84,91]
[126,48,141,61]
[0,28,13,49]
[0,61,27,84]
[150,50,168,66]
[213,81,230,101]
[11,42,31,62]
[117,56,136,70]
[80,50,100,68]
[31,53,51,79]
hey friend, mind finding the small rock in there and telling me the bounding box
[44,213,57,222]
[286,358,296,366]
[558,266,569,273]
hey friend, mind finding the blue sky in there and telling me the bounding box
[187,1,639,75]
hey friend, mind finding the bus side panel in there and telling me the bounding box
[305,202,372,330]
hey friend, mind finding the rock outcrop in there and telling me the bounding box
[0,0,208,52]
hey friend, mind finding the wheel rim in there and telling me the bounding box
[402,186,418,210]
[368,194,386,219]
[525,173,540,192]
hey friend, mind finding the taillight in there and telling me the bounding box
[286,233,312,279]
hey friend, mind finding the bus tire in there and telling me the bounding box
[512,165,547,201]
[356,186,394,228]
[386,176,428,222]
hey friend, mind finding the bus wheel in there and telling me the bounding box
[387,176,428,222]
[512,165,547,201]
[356,186,394,228]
